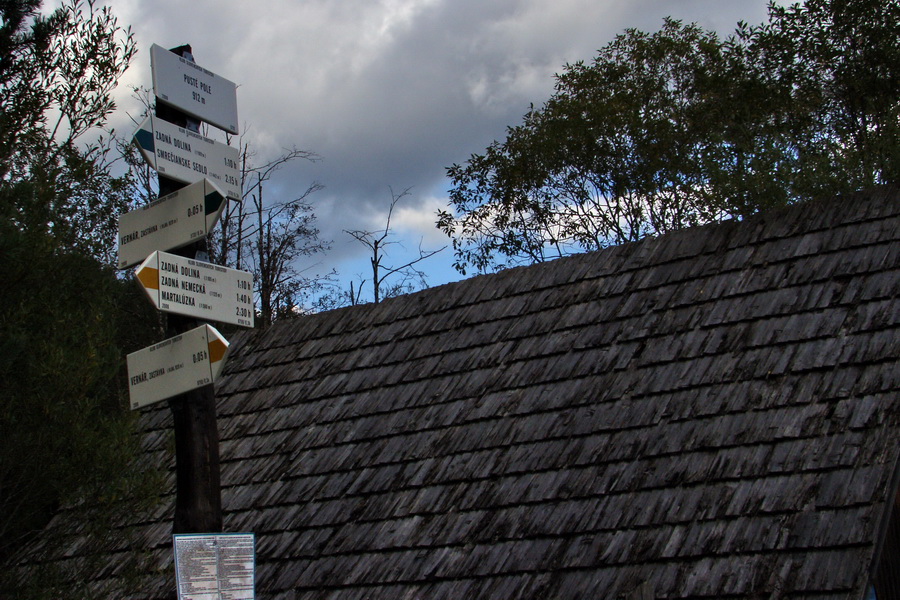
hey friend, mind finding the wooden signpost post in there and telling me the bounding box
[122,45,250,552]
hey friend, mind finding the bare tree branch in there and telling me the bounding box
[345,187,445,304]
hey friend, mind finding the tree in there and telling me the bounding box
[244,171,329,326]
[0,0,162,588]
[0,243,162,564]
[747,0,900,191]
[116,85,157,206]
[439,0,900,274]
[345,187,444,305]
[206,140,332,326]
[439,20,744,274]
[0,0,137,265]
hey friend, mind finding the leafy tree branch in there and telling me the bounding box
[440,0,900,274]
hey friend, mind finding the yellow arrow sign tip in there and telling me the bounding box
[208,338,228,363]
[137,266,159,290]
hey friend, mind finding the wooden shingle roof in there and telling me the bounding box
[12,187,900,599]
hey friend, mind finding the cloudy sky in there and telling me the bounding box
[105,0,779,302]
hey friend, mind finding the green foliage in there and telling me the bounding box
[750,0,900,189]
[0,234,162,560]
[0,0,165,594]
[440,0,900,274]
[0,0,137,265]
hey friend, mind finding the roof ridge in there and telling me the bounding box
[229,186,900,357]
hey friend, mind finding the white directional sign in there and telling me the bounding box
[133,115,241,202]
[127,325,230,410]
[137,250,255,328]
[118,179,226,269]
[151,44,239,134]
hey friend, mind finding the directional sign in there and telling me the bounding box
[118,180,226,270]
[137,250,255,328]
[133,115,241,202]
[151,44,239,134]
[127,325,230,410]
[133,116,241,201]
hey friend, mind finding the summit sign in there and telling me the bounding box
[151,44,239,134]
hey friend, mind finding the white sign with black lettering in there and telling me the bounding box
[151,44,239,134]
[136,251,255,328]
[174,533,255,600]
[117,179,226,269]
[126,325,229,410]
[133,116,241,202]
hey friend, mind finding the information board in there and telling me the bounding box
[174,533,255,600]
[151,44,239,134]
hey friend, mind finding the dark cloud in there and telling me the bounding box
[111,0,777,291]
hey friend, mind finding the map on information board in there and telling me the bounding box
[174,533,255,600]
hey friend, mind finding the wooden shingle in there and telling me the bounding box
[9,187,900,599]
